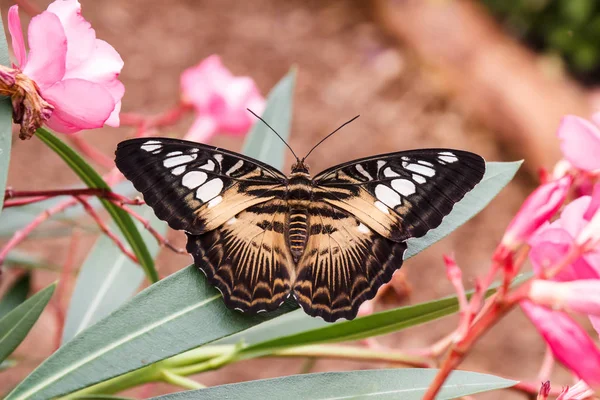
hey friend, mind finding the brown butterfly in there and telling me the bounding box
[115,120,484,322]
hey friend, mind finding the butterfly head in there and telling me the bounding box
[291,159,310,174]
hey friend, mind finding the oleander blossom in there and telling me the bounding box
[180,55,265,142]
[7,0,124,137]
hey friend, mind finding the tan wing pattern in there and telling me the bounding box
[293,201,407,322]
[187,199,295,313]
[115,138,286,234]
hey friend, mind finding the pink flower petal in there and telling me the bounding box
[63,39,124,85]
[558,115,600,172]
[501,176,572,250]
[8,6,26,68]
[42,79,114,134]
[22,12,66,90]
[46,0,95,71]
[521,300,600,389]
[558,196,592,236]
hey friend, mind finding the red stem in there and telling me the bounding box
[74,196,138,264]
[54,231,80,350]
[114,203,184,254]
[4,188,143,205]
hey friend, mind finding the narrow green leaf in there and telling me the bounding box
[35,128,157,283]
[0,14,13,216]
[0,282,56,363]
[5,266,296,400]
[0,273,30,318]
[71,396,134,400]
[405,161,522,258]
[242,68,295,168]
[150,369,516,400]
[62,207,166,344]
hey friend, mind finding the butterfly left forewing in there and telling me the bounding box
[293,201,407,322]
[312,149,485,241]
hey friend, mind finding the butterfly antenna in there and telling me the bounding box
[247,108,299,161]
[302,115,360,161]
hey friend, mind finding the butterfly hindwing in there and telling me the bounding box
[313,149,485,242]
[293,201,407,322]
[115,138,287,234]
[186,199,295,313]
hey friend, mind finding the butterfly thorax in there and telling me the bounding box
[287,161,313,263]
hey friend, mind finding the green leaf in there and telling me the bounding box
[35,128,158,283]
[0,13,13,217]
[4,266,297,400]
[62,207,166,344]
[405,161,522,259]
[0,273,30,319]
[70,396,134,400]
[150,369,516,400]
[0,282,56,363]
[0,359,16,371]
[242,68,295,169]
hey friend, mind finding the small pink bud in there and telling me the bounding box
[521,300,600,389]
[0,66,54,139]
[499,176,572,254]
[529,280,600,316]
[537,380,550,400]
[577,188,600,251]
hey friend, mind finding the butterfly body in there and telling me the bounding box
[116,137,485,322]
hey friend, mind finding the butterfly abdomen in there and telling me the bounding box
[287,169,312,263]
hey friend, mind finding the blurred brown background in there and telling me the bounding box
[2,0,597,398]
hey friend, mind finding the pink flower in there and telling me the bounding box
[496,176,572,258]
[7,1,124,135]
[180,55,265,142]
[558,115,600,172]
[529,280,600,317]
[521,301,600,389]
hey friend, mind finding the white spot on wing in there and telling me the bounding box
[417,160,434,167]
[166,151,182,157]
[182,171,208,189]
[392,179,416,196]
[234,307,244,313]
[413,174,426,184]
[439,151,458,163]
[357,223,370,234]
[214,154,224,165]
[377,160,386,171]
[356,164,373,180]
[226,217,237,225]
[375,201,390,214]
[196,179,224,202]
[383,167,400,178]
[375,184,401,207]
[164,154,197,168]
[199,160,215,171]
[257,309,267,314]
[190,148,199,153]
[226,160,244,176]
[172,165,186,176]
[141,143,161,152]
[143,140,161,145]
[207,195,223,208]
[405,163,435,177]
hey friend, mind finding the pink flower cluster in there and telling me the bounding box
[8,0,124,134]
[499,114,600,390]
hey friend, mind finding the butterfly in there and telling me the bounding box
[115,124,485,322]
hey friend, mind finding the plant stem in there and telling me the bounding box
[271,344,433,368]
[4,188,143,205]
[160,370,205,390]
